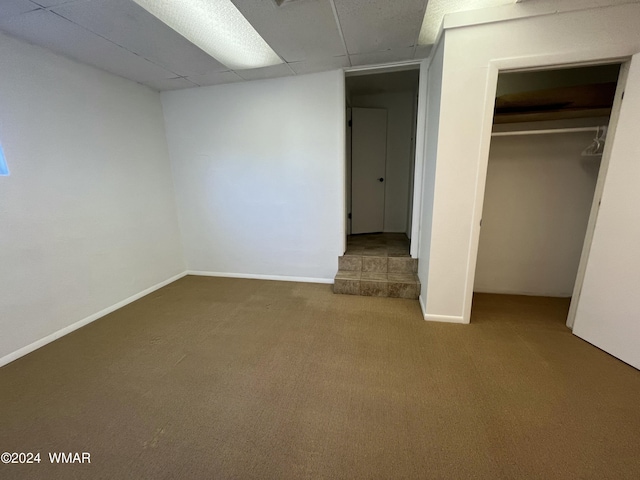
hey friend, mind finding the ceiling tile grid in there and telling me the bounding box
[52,0,230,77]
[332,0,428,54]
[0,8,179,83]
[0,0,437,91]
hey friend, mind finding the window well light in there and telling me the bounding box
[131,0,283,70]
[418,0,515,46]
[0,144,9,176]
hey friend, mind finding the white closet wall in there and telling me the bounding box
[474,131,599,297]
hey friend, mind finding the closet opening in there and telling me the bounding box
[343,67,420,258]
[471,63,623,328]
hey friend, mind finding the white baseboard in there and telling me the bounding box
[418,295,467,324]
[424,313,466,324]
[0,271,188,369]
[187,270,334,284]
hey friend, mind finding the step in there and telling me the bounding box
[338,255,417,274]
[333,271,420,299]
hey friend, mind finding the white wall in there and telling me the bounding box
[0,33,185,362]
[351,92,416,233]
[161,71,345,281]
[474,132,599,296]
[417,39,444,317]
[423,3,640,323]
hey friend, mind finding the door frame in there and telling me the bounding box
[343,60,427,257]
[464,53,632,326]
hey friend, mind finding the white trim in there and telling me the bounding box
[344,60,422,76]
[0,272,188,368]
[419,294,428,318]
[419,295,466,323]
[188,270,334,284]
[426,313,466,324]
[410,58,429,258]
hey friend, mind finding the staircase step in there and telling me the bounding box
[338,255,417,273]
[333,271,420,299]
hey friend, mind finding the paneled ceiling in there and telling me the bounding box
[0,0,460,91]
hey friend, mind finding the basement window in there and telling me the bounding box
[0,145,8,176]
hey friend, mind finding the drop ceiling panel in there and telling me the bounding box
[333,0,427,54]
[235,63,294,81]
[186,70,244,87]
[0,9,177,84]
[31,0,79,6]
[349,47,415,67]
[52,0,229,77]
[0,0,40,19]
[231,0,346,62]
[288,55,350,75]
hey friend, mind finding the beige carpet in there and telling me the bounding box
[1,276,639,479]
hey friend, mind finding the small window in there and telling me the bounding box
[0,144,8,176]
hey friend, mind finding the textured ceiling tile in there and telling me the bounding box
[186,70,244,87]
[0,9,177,83]
[231,0,346,62]
[235,63,294,81]
[333,0,427,54]
[52,0,228,77]
[30,0,79,6]
[349,47,415,67]
[0,0,41,19]
[143,76,198,92]
[288,55,350,75]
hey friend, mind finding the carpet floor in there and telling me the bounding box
[1,276,639,479]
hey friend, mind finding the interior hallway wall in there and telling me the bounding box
[162,71,345,281]
[351,92,416,233]
[0,32,185,362]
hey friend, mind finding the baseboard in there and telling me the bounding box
[187,270,334,284]
[424,313,466,324]
[0,271,188,369]
[418,295,466,324]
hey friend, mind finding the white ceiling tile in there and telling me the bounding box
[413,45,432,60]
[30,0,79,6]
[231,0,346,62]
[235,63,294,81]
[0,0,40,19]
[143,76,198,92]
[333,0,427,54]
[52,0,228,77]
[0,9,177,84]
[288,55,350,75]
[349,47,415,67]
[186,71,244,87]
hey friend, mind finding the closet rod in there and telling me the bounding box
[491,126,600,137]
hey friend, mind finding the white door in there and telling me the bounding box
[351,107,387,234]
[572,53,640,370]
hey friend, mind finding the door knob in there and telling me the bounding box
[378,178,384,182]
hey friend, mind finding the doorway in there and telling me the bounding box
[344,67,420,253]
[471,63,623,327]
